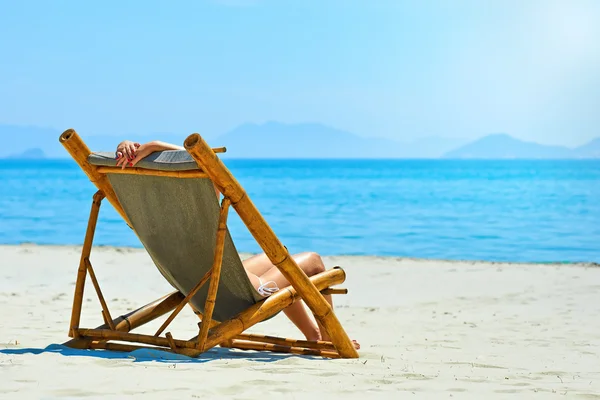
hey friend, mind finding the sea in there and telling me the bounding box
[0,159,598,263]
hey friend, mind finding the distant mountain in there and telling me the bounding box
[443,133,576,159]
[575,138,600,158]
[216,121,464,158]
[8,148,46,159]
[217,121,398,158]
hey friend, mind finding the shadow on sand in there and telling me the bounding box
[0,344,300,364]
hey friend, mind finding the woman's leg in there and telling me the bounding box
[258,252,335,341]
[243,252,334,341]
[243,253,279,277]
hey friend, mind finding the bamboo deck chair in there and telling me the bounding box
[59,129,358,359]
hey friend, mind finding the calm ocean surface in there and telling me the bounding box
[0,159,598,263]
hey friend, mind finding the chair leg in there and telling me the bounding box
[197,198,231,351]
[233,333,336,351]
[89,341,201,358]
[84,258,116,330]
[224,339,340,359]
[64,291,184,349]
[69,190,105,338]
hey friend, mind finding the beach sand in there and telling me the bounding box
[1,245,599,399]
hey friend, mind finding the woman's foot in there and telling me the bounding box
[304,330,361,350]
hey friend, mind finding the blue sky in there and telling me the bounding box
[1,0,598,146]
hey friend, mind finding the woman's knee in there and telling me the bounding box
[296,252,325,276]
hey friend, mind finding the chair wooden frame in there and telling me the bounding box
[59,129,359,359]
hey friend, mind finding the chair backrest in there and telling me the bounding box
[88,151,263,322]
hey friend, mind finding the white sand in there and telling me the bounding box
[1,244,599,399]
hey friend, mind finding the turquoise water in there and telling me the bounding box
[0,159,598,263]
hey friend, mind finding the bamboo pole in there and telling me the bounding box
[321,288,348,295]
[64,291,184,349]
[84,258,116,330]
[234,333,336,351]
[227,340,340,359]
[201,268,346,350]
[154,270,213,337]
[184,133,359,359]
[165,332,178,352]
[197,197,231,351]
[101,310,111,327]
[77,329,199,351]
[69,190,104,338]
[90,341,163,353]
[89,341,153,353]
[59,129,130,225]
[112,292,184,332]
[96,166,208,179]
[89,340,200,357]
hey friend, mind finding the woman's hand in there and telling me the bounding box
[115,140,184,169]
[115,140,140,163]
[128,142,160,168]
[116,141,155,169]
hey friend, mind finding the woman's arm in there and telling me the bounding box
[144,141,185,152]
[116,140,184,169]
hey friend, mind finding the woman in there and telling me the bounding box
[115,140,359,348]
